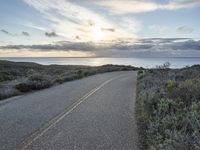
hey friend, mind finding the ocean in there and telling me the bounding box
[0,57,200,68]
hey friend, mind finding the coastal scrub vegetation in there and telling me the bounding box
[0,60,139,100]
[136,63,200,150]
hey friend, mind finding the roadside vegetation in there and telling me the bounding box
[0,60,139,100]
[136,63,200,150]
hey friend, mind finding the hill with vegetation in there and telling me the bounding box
[0,60,138,100]
[136,63,200,150]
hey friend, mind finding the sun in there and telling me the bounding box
[91,26,105,42]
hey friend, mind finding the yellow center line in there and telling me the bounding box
[19,75,123,150]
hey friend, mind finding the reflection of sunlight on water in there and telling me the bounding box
[57,58,200,68]
[88,58,109,66]
[0,57,200,68]
[58,58,110,66]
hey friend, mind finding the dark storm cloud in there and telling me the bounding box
[45,31,57,37]
[22,31,30,36]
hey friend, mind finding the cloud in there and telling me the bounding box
[176,26,193,33]
[94,0,158,14]
[163,0,200,10]
[137,38,189,44]
[1,29,12,35]
[149,25,170,33]
[149,25,195,35]
[75,35,81,40]
[94,0,200,14]
[45,31,57,37]
[22,31,30,36]
[0,41,5,46]
[23,0,140,42]
[1,29,31,37]
[101,28,115,32]
[1,38,199,53]
[21,22,46,31]
[1,38,199,57]
[166,40,200,50]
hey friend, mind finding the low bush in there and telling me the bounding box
[28,74,52,90]
[15,74,53,92]
[15,83,31,92]
[0,87,20,100]
[0,72,14,82]
[165,80,176,93]
[0,93,4,100]
[136,65,200,150]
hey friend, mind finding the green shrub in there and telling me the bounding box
[55,77,64,84]
[15,83,31,92]
[166,81,176,93]
[144,98,200,150]
[77,70,84,78]
[29,74,47,81]
[138,70,143,74]
[0,72,14,82]
[15,74,52,92]
[169,78,200,106]
[136,67,200,150]
[0,93,4,100]
[156,62,171,69]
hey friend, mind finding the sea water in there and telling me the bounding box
[0,57,200,68]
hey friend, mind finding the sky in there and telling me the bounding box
[0,0,200,57]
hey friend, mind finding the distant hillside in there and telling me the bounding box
[0,60,139,100]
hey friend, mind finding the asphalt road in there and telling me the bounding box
[0,71,138,150]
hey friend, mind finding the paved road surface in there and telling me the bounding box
[0,71,138,150]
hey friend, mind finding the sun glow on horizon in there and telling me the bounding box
[0,49,95,57]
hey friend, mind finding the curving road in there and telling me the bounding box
[0,71,138,150]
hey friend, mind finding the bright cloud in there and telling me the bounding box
[0,48,95,57]
[0,0,199,57]
[94,0,200,14]
[163,0,200,10]
[23,0,140,42]
[94,0,158,14]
